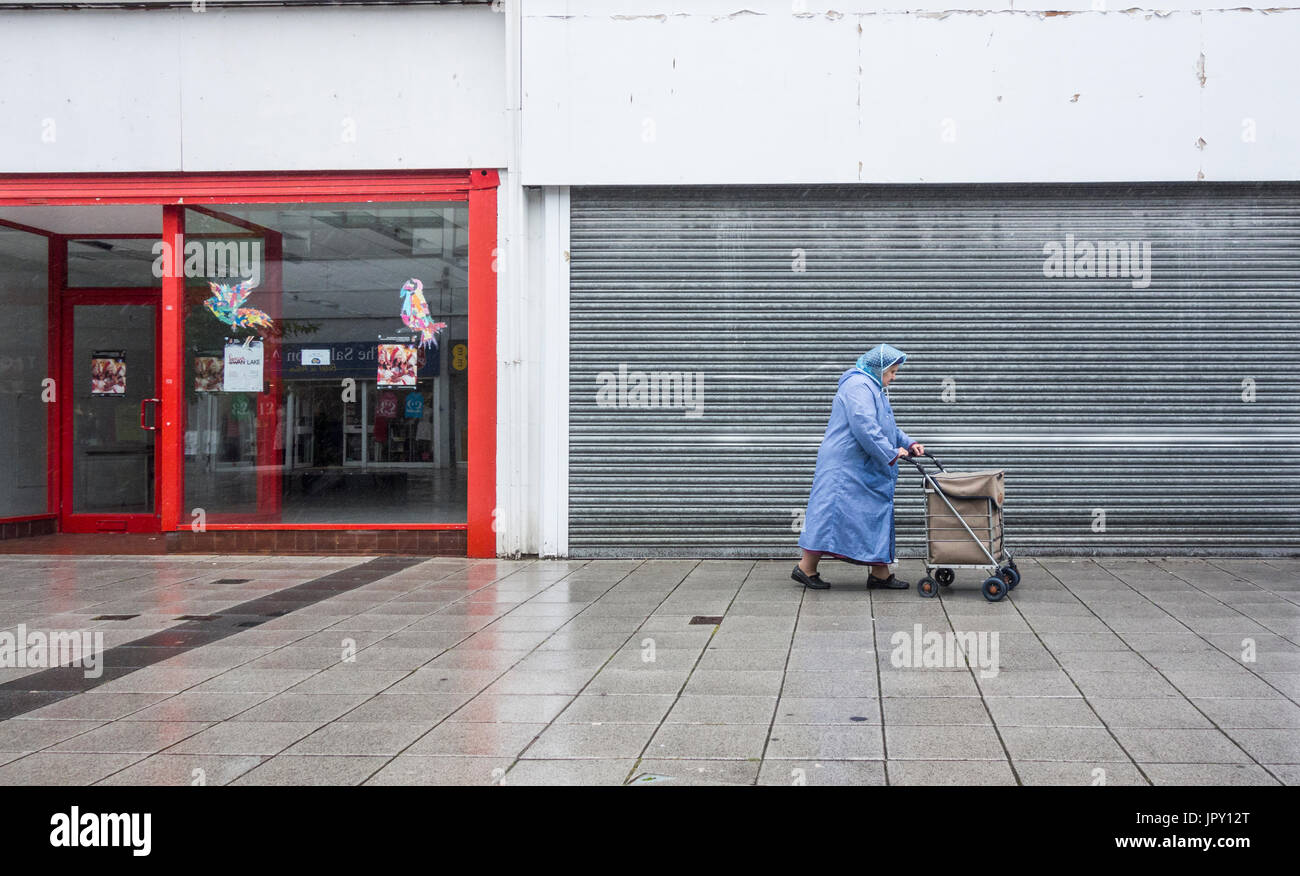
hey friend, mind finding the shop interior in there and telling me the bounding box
[0,201,470,528]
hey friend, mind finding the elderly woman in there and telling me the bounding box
[792,344,925,590]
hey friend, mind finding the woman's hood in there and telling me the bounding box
[855,344,907,388]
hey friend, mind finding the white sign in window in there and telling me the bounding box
[223,340,264,393]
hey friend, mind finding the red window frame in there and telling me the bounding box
[0,170,498,557]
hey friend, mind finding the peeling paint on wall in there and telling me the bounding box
[710,9,762,21]
[586,6,1300,24]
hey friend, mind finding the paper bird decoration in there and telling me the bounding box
[205,279,272,332]
[400,278,447,349]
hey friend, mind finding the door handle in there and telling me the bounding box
[140,398,160,431]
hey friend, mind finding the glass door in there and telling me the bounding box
[61,294,161,532]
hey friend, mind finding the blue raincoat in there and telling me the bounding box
[798,346,914,565]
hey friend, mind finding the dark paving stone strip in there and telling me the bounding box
[0,691,72,721]
[0,556,425,720]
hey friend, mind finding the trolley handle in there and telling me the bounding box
[905,451,945,472]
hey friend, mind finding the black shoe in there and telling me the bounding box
[868,573,909,590]
[791,566,830,590]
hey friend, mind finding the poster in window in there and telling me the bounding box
[90,350,126,395]
[194,356,223,392]
[229,393,253,422]
[377,343,417,387]
[223,340,264,393]
[374,391,400,444]
[404,392,424,419]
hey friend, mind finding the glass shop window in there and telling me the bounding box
[181,203,469,524]
[67,238,162,288]
[0,225,49,516]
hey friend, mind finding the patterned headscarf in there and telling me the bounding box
[855,343,907,389]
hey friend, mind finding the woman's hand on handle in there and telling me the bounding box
[895,447,911,459]
[909,442,925,457]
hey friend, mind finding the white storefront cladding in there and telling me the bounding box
[3,1,1298,555]
[518,1,1300,186]
[0,3,508,172]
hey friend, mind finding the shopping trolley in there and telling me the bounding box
[903,453,1021,602]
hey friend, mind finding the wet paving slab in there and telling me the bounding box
[0,554,1295,785]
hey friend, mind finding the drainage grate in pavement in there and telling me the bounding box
[210,578,251,585]
[689,616,724,625]
[91,614,140,621]
[174,615,222,621]
[236,621,265,628]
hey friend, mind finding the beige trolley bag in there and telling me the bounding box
[903,453,1022,602]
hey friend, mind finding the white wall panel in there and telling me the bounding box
[1200,9,1300,181]
[180,6,507,171]
[520,3,1300,185]
[0,6,508,172]
[857,12,1202,183]
[0,12,184,172]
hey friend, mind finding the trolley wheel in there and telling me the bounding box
[935,568,955,587]
[982,576,1007,603]
[917,576,939,598]
[1001,565,1021,590]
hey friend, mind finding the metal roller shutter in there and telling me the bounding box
[568,184,1300,557]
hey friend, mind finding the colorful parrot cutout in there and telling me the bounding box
[400,278,447,349]
[205,279,273,333]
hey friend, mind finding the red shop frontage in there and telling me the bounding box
[0,171,498,557]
